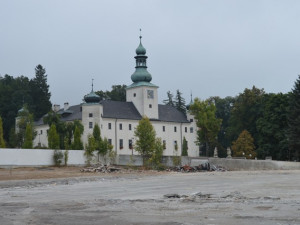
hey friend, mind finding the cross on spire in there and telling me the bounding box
[92,78,94,92]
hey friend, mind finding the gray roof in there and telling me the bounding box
[34,101,189,126]
[34,104,82,126]
[101,100,142,120]
[158,104,189,123]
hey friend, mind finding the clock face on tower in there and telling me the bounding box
[147,90,154,99]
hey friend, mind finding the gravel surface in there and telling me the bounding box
[0,170,299,225]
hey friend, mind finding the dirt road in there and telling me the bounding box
[0,170,299,225]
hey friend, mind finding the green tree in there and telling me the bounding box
[99,137,114,163]
[208,96,236,154]
[256,93,289,160]
[16,105,35,148]
[232,130,256,159]
[287,75,300,161]
[175,90,186,115]
[189,98,222,157]
[22,123,33,149]
[227,86,264,147]
[48,124,60,149]
[182,137,188,156]
[0,75,33,144]
[72,126,83,150]
[30,65,51,119]
[85,135,96,165]
[134,117,156,165]
[148,138,164,169]
[163,91,175,107]
[93,123,102,150]
[95,84,127,101]
[0,116,5,148]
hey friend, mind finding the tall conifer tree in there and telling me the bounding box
[30,65,51,119]
[288,75,300,161]
[0,116,6,148]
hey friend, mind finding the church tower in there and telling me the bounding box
[126,34,159,119]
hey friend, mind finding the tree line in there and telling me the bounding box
[0,64,299,161]
[189,77,300,161]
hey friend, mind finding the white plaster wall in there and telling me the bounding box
[0,148,85,166]
[185,112,199,157]
[33,124,49,148]
[142,86,158,119]
[82,103,102,145]
[126,87,144,116]
[126,86,158,119]
[153,121,182,156]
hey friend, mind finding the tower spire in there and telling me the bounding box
[92,78,94,92]
[131,31,152,83]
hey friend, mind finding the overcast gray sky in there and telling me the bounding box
[1,0,300,106]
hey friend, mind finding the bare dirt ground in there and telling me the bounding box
[0,168,299,225]
[0,166,160,181]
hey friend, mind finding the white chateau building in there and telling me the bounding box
[33,36,199,157]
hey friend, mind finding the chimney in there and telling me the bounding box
[53,104,60,112]
[64,102,69,111]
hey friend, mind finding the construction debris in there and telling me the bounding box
[166,163,226,173]
[80,165,121,173]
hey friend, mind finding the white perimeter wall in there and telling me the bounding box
[0,148,86,167]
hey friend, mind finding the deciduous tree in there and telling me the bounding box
[227,86,264,147]
[189,98,222,157]
[256,93,289,160]
[134,117,156,165]
[232,130,256,159]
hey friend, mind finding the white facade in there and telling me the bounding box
[126,86,159,119]
[31,37,199,157]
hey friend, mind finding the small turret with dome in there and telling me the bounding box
[84,79,100,103]
[131,30,152,83]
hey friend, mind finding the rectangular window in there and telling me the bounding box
[174,126,177,132]
[190,127,194,133]
[89,113,93,117]
[129,124,132,130]
[134,93,136,97]
[129,139,133,149]
[40,130,43,135]
[119,123,122,130]
[163,126,165,132]
[108,139,112,145]
[119,139,123,149]
[190,119,194,122]
[163,140,166,149]
[89,122,93,129]
[174,140,178,150]
[108,123,112,130]
[185,127,187,133]
[149,104,152,108]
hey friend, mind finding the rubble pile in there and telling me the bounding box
[80,165,122,173]
[167,163,226,172]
